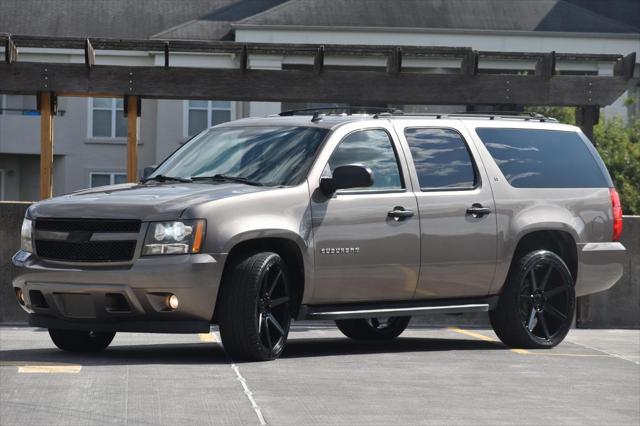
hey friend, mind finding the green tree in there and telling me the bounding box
[525,106,639,215]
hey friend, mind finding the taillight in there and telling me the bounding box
[610,188,623,241]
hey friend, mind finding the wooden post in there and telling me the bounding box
[39,92,54,199]
[126,95,139,182]
[575,106,600,142]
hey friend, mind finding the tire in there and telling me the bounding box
[336,316,411,340]
[48,329,115,352]
[218,252,292,361]
[490,250,575,349]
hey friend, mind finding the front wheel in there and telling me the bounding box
[218,252,292,361]
[48,329,115,352]
[336,317,411,340]
[490,250,575,349]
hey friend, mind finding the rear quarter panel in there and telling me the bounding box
[462,121,615,295]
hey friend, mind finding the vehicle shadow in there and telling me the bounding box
[1,336,505,367]
[0,342,228,367]
[281,336,505,360]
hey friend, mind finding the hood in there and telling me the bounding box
[28,182,271,221]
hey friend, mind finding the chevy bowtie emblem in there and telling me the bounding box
[66,230,93,243]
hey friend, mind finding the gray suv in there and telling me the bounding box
[13,110,627,361]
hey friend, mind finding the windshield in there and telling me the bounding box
[149,126,329,186]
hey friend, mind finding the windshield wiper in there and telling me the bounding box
[142,174,193,183]
[191,174,265,186]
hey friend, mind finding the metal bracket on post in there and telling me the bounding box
[84,39,95,69]
[123,95,141,117]
[386,47,402,74]
[5,34,18,64]
[36,91,58,115]
[314,45,324,74]
[535,51,556,79]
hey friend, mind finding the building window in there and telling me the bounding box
[90,98,127,138]
[185,100,232,137]
[90,172,128,188]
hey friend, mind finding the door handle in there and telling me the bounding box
[466,203,492,218]
[388,207,414,220]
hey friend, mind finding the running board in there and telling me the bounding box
[298,297,498,320]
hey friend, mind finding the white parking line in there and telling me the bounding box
[205,331,267,425]
[566,339,640,365]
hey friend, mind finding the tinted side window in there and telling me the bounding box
[405,128,476,190]
[475,128,608,188]
[327,129,403,190]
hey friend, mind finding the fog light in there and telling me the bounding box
[166,294,179,310]
[15,288,25,305]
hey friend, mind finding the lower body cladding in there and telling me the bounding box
[575,242,627,297]
[11,251,225,333]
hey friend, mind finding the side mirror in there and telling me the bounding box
[320,164,373,196]
[142,165,157,179]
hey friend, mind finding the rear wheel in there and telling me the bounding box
[48,329,115,352]
[336,316,411,340]
[218,252,292,361]
[490,250,575,349]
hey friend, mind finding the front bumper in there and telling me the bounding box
[575,242,627,297]
[12,251,226,333]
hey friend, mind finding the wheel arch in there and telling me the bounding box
[509,229,578,285]
[214,234,307,321]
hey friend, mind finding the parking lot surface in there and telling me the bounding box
[1,324,638,426]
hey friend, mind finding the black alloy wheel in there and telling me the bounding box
[490,250,575,349]
[218,252,292,361]
[256,259,291,356]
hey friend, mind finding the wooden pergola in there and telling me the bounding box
[0,34,636,199]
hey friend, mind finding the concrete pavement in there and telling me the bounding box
[0,324,638,425]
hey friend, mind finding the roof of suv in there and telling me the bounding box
[219,112,576,132]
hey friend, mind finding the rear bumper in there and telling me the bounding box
[11,251,226,333]
[575,242,627,297]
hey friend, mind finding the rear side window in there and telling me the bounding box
[475,128,609,188]
[405,128,477,190]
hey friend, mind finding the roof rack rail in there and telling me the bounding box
[383,110,558,122]
[279,106,402,118]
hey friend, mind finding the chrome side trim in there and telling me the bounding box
[304,303,489,320]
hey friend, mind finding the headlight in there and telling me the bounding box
[143,220,205,255]
[21,218,33,253]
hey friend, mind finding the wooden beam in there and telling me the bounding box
[386,47,402,74]
[314,45,324,74]
[461,50,478,76]
[164,42,170,68]
[535,51,556,79]
[239,44,248,71]
[38,92,54,199]
[0,62,630,106]
[125,95,138,182]
[84,39,95,69]
[613,52,636,80]
[5,35,18,64]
